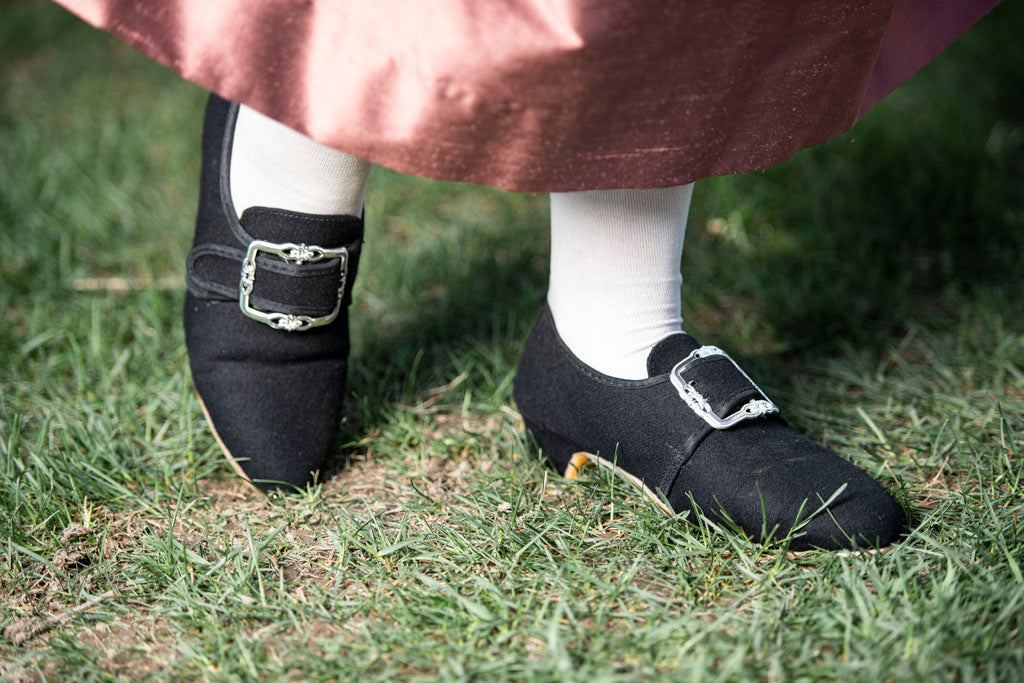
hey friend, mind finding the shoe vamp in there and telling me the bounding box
[185,299,350,364]
[186,301,349,449]
[569,379,703,494]
[185,297,349,485]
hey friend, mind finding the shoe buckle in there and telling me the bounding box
[239,240,348,332]
[669,345,779,429]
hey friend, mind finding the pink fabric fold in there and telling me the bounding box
[56,0,999,191]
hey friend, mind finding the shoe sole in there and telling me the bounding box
[563,451,675,515]
[524,418,673,515]
[566,449,883,558]
[526,420,889,556]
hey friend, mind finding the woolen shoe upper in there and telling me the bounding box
[513,304,905,550]
[184,94,363,490]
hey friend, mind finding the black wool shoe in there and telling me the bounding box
[513,305,905,551]
[184,95,364,491]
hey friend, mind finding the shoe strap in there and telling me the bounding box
[670,347,779,430]
[186,238,361,319]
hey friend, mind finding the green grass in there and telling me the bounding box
[2,1,1023,679]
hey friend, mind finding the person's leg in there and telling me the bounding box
[185,96,371,490]
[513,184,903,550]
[548,186,692,379]
[230,105,370,216]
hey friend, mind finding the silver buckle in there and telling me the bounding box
[239,240,348,332]
[669,345,779,429]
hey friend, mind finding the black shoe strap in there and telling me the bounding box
[186,241,360,317]
[186,207,363,318]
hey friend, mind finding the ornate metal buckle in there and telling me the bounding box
[669,345,779,429]
[239,240,348,332]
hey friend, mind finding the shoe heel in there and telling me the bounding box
[523,419,591,480]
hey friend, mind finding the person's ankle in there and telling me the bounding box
[546,297,683,379]
[229,104,370,217]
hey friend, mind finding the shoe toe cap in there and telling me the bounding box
[186,296,351,492]
[676,421,906,550]
[195,360,347,491]
[788,475,905,550]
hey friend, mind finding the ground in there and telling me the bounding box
[2,1,1023,680]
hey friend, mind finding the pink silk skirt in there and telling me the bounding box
[56,0,997,192]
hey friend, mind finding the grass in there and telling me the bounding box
[2,1,1023,679]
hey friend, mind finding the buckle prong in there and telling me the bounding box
[669,345,779,429]
[239,240,348,332]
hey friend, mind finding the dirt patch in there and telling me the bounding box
[76,617,177,677]
[3,589,116,647]
[1,410,532,672]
